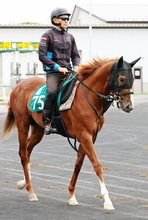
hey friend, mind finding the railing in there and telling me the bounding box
[0,85,11,101]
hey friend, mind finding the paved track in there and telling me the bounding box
[0,95,148,220]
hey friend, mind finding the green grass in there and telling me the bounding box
[0,99,4,101]
[134,93,148,95]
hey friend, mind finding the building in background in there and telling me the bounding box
[0,4,148,100]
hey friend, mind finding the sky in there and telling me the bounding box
[1,0,148,25]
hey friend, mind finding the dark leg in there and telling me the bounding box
[42,71,65,134]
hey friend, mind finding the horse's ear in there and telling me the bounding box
[129,57,141,67]
[117,56,123,69]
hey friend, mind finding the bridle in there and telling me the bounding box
[67,66,133,109]
[66,56,140,154]
[66,65,133,154]
[109,90,134,109]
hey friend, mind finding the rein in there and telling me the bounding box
[80,82,101,143]
[66,68,110,154]
[67,67,133,102]
[66,67,133,154]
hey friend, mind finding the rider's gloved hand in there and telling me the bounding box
[58,67,68,75]
[73,69,79,74]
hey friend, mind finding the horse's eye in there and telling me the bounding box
[120,78,125,83]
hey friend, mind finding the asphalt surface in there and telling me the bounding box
[0,95,148,220]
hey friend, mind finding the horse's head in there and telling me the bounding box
[109,56,141,113]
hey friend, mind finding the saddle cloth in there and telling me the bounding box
[29,76,77,138]
[29,76,77,112]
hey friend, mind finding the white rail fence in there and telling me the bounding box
[0,85,11,101]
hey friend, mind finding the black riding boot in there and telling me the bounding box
[42,109,57,135]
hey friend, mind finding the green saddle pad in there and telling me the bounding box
[29,77,76,112]
[29,84,47,112]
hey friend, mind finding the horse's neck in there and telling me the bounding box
[91,63,112,96]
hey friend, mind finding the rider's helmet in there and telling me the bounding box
[51,7,71,25]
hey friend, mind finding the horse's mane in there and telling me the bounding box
[78,56,118,81]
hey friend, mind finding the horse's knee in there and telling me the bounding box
[94,163,103,176]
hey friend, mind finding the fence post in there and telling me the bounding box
[1,80,5,101]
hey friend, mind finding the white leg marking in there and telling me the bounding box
[17,163,31,189]
[28,163,31,180]
[100,181,115,211]
[69,195,79,205]
[29,194,38,202]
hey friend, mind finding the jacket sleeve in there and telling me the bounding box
[71,36,80,68]
[38,33,60,71]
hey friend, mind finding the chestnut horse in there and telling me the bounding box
[1,56,140,211]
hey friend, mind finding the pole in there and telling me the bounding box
[27,52,30,77]
[89,0,92,59]
[15,51,19,84]
[11,52,13,76]
[33,51,36,76]
[2,80,4,101]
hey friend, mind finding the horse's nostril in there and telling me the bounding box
[126,104,133,111]
[126,104,130,110]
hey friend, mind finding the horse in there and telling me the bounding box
[1,56,140,211]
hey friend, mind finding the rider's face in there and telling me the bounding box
[57,15,69,29]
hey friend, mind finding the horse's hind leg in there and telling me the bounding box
[27,122,44,161]
[17,121,44,201]
[16,120,36,200]
[68,144,86,205]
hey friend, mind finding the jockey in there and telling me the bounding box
[39,7,80,135]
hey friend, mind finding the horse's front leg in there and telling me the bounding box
[68,144,86,205]
[79,134,114,211]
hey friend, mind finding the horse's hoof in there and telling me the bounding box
[29,194,38,202]
[104,203,115,211]
[69,195,79,205]
[17,180,25,189]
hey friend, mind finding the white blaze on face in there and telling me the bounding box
[130,89,134,108]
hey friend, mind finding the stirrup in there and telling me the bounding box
[44,123,57,135]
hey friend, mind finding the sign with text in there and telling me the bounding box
[0,42,11,49]
[16,42,30,49]
[0,42,39,51]
[32,43,39,49]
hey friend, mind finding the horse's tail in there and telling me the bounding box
[1,101,16,140]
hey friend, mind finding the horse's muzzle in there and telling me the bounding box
[122,103,133,113]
